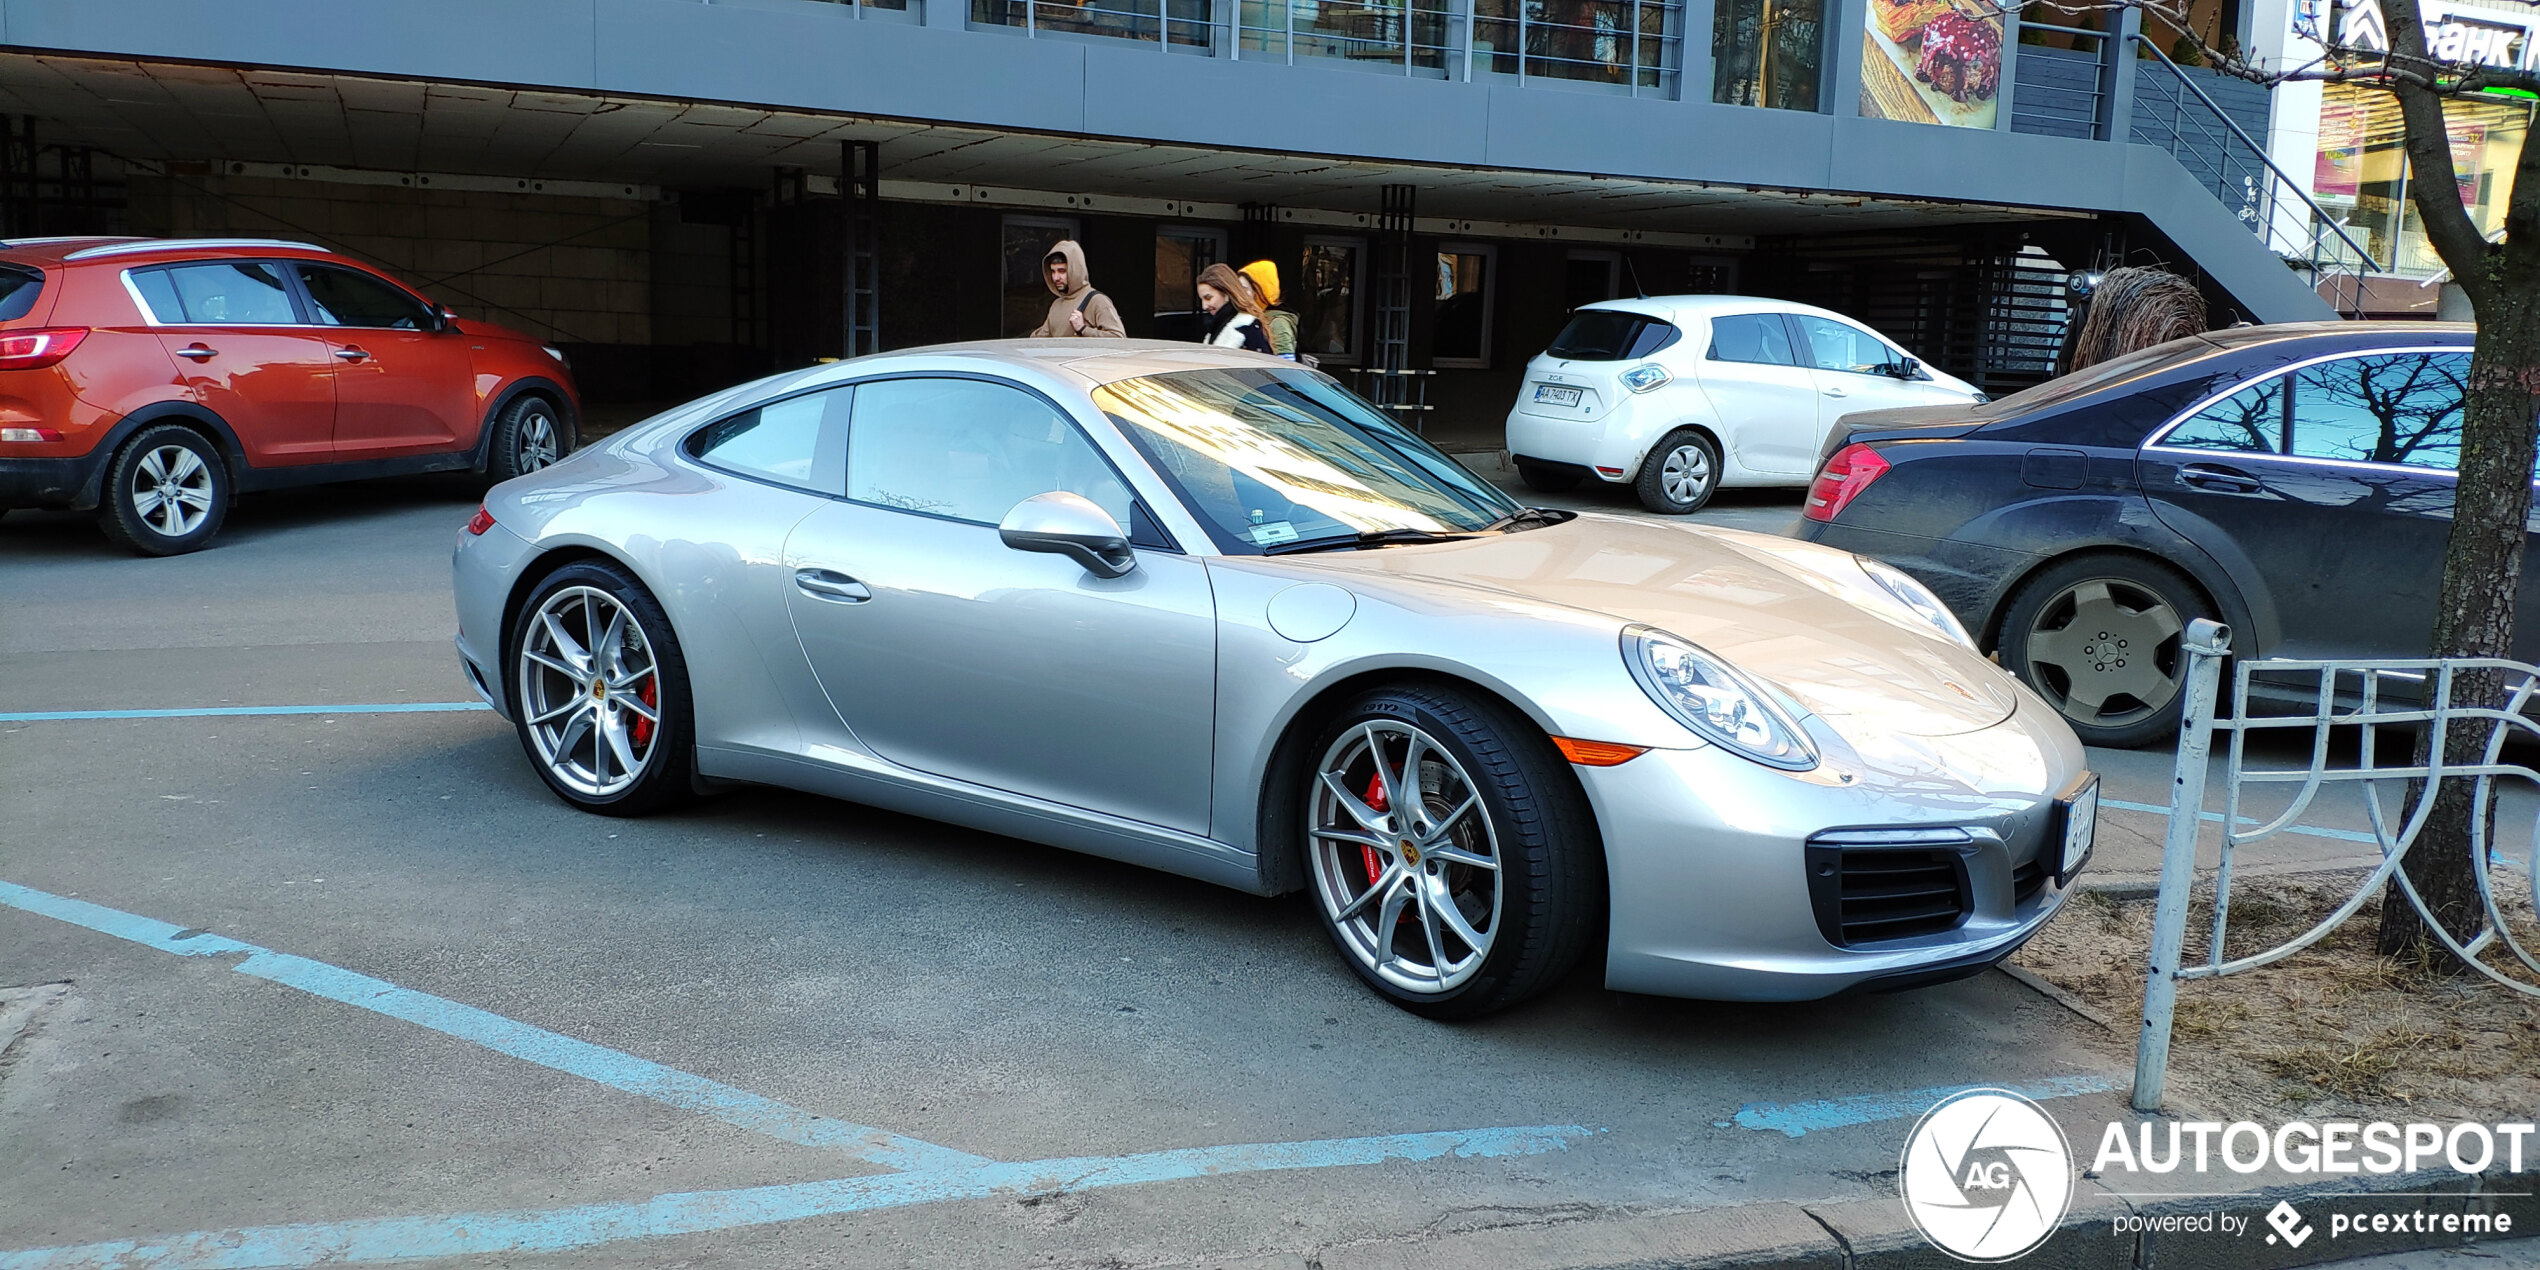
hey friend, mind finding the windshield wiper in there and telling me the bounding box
[1481,506,1576,534]
[1264,527,1479,554]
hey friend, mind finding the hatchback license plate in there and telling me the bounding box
[1533,384,1582,407]
[2057,776,2099,880]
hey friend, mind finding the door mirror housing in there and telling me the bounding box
[999,491,1137,579]
[437,305,461,331]
[1888,357,1922,380]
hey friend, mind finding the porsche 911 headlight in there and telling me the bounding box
[1622,627,1817,770]
[1857,557,1977,650]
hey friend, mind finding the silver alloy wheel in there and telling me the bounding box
[132,443,214,538]
[1307,720,1502,994]
[517,585,662,797]
[514,407,561,472]
[1659,442,1712,505]
[2023,577,2187,729]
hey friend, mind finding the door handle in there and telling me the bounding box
[794,568,872,603]
[332,346,370,362]
[175,343,216,361]
[2179,463,2264,494]
[1822,387,1849,398]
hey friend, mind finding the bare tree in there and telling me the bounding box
[2067,0,2540,963]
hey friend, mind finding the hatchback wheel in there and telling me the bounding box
[490,395,570,482]
[510,561,693,815]
[1999,554,2213,748]
[98,425,228,556]
[1634,430,1718,514]
[1302,685,1598,1019]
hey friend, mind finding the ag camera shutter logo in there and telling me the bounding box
[1901,1088,2076,1261]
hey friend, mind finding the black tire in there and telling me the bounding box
[1516,460,1582,494]
[487,394,572,483]
[1300,684,1601,1019]
[1997,553,2215,748]
[97,424,229,556]
[507,560,695,816]
[1633,429,1719,515]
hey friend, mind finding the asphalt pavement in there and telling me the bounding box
[0,469,2518,1269]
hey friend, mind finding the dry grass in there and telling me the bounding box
[2012,872,2540,1119]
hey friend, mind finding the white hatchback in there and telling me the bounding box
[1505,296,1984,513]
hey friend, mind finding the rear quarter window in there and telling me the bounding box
[0,264,43,322]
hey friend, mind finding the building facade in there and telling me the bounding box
[0,0,2335,443]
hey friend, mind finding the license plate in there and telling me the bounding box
[2057,776,2099,880]
[1533,384,1581,407]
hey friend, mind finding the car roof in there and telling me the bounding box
[0,236,336,267]
[1570,294,1874,327]
[832,339,1293,389]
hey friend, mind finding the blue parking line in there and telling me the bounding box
[0,879,982,1173]
[0,1124,1589,1270]
[1729,1074,2121,1138]
[0,703,492,722]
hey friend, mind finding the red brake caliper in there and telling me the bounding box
[1360,769,1388,886]
[632,676,657,747]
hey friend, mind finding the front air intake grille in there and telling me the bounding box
[2012,858,2048,906]
[1805,843,1973,947]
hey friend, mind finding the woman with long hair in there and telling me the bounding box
[1195,262,1273,354]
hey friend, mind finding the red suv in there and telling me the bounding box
[0,237,580,555]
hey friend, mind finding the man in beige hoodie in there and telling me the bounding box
[1028,240,1126,338]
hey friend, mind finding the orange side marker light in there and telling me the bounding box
[1550,736,1649,767]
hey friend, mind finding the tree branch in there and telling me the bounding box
[2382,0,2497,281]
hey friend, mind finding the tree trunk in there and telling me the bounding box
[2378,276,2540,961]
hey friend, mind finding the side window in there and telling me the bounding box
[1791,315,1897,375]
[2287,353,2468,471]
[1707,314,1798,366]
[846,377,1136,530]
[687,386,850,493]
[2165,380,2285,454]
[154,262,299,325]
[296,264,434,330]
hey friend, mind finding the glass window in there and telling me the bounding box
[127,269,181,324]
[2314,83,2530,278]
[1155,227,1227,317]
[1547,310,1680,361]
[1000,215,1080,339]
[0,264,41,322]
[688,387,849,492]
[1714,0,1824,110]
[155,262,299,325]
[1297,238,1363,363]
[2286,353,2469,471]
[1432,245,1493,366]
[847,377,1135,528]
[296,265,434,329]
[1095,367,1518,554]
[1707,313,1799,366]
[1791,315,1901,374]
[2164,380,2284,454]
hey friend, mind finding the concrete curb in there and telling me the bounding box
[1166,1170,2535,1270]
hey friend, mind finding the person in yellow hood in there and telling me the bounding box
[1238,260,1300,359]
[1029,240,1125,338]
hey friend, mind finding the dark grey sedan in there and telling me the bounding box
[1795,321,2488,746]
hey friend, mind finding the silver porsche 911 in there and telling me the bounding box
[452,341,2095,1018]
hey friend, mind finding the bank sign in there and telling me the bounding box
[2331,0,2540,71]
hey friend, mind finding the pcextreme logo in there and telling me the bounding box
[1900,1088,2077,1262]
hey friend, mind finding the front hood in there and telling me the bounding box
[1285,516,2020,737]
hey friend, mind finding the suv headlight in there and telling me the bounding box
[1618,364,1670,393]
[1622,626,1817,770]
[1857,557,1977,650]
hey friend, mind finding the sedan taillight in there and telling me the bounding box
[0,327,88,371]
[1803,443,1891,523]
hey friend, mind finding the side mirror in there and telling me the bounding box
[999,491,1136,579]
[438,305,461,331]
[1890,357,1922,380]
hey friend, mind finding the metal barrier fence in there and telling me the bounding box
[2133,619,2540,1110]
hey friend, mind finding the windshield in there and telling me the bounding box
[1094,368,1520,554]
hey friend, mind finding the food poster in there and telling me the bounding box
[1859,0,2003,127]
